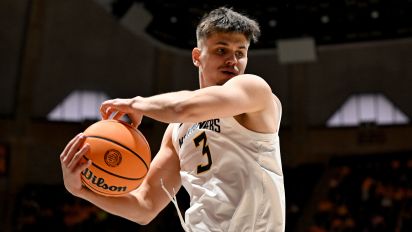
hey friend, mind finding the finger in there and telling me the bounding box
[60,133,82,162]
[100,100,113,119]
[73,159,92,174]
[63,134,86,165]
[100,105,109,119]
[105,107,119,120]
[130,115,142,128]
[67,143,90,170]
[112,111,125,121]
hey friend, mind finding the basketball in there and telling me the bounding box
[80,119,151,197]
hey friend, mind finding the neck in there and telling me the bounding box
[199,73,208,88]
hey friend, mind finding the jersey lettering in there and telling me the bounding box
[198,119,220,133]
[193,131,212,174]
[179,119,220,147]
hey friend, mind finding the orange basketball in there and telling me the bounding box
[80,119,151,197]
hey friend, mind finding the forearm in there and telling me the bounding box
[77,187,156,225]
[130,75,271,123]
[131,90,197,123]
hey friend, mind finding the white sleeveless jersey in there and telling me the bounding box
[171,116,285,232]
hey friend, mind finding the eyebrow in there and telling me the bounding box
[215,41,247,50]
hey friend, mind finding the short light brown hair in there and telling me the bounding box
[196,7,261,45]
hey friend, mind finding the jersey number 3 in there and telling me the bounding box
[194,131,212,174]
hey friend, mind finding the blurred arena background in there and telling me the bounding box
[1,0,412,231]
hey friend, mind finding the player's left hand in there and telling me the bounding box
[100,98,143,128]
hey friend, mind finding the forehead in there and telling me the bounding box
[201,32,249,48]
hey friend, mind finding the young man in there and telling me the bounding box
[60,7,285,232]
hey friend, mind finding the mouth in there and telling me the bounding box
[222,71,237,76]
[220,68,239,77]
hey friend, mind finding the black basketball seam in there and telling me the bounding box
[85,135,149,180]
[86,135,149,170]
[83,156,146,180]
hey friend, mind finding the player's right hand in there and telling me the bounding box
[60,133,91,196]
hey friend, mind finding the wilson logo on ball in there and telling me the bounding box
[104,149,122,167]
[82,168,127,193]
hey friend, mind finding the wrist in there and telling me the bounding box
[131,96,143,111]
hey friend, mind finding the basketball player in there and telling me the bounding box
[60,7,285,232]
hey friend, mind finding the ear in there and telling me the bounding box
[192,47,201,67]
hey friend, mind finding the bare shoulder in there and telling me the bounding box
[227,74,272,91]
[147,123,180,173]
[272,93,282,112]
[225,74,273,102]
[229,74,281,133]
[159,124,177,155]
[163,123,175,139]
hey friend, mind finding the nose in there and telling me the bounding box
[225,54,237,66]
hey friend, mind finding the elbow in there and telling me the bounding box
[135,217,152,226]
[126,187,160,226]
[131,211,157,225]
[129,199,159,225]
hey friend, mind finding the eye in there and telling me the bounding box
[216,48,226,55]
[235,51,245,59]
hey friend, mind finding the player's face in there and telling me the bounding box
[193,32,249,88]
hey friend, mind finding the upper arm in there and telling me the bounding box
[178,74,273,122]
[131,124,181,223]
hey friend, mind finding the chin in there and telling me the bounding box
[221,72,237,79]
[217,79,230,86]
